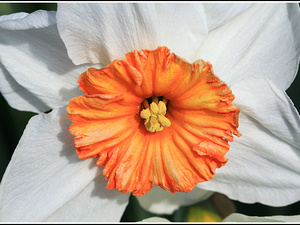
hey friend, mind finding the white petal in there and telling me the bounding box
[232,76,300,149]
[0,10,56,30]
[0,10,96,113]
[203,3,252,31]
[56,3,208,65]
[198,76,300,207]
[140,217,171,222]
[198,3,300,90]
[0,107,129,222]
[223,213,300,222]
[0,12,28,21]
[45,174,129,222]
[136,186,213,215]
[0,62,49,112]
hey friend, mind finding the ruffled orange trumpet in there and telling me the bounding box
[67,46,241,196]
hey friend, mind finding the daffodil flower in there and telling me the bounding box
[67,46,242,197]
[1,3,300,222]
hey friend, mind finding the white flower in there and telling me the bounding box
[1,3,300,222]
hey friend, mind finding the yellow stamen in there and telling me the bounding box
[140,108,151,119]
[140,101,171,132]
[158,101,167,115]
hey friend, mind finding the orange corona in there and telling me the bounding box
[67,46,241,196]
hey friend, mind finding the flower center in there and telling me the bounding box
[67,46,242,197]
[140,96,171,132]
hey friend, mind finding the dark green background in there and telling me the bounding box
[0,3,300,222]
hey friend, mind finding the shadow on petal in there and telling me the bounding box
[0,61,50,112]
[91,172,130,205]
[1,25,75,75]
[57,106,129,206]
[58,87,83,106]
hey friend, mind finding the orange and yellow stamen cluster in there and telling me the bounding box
[67,46,241,196]
[140,96,171,132]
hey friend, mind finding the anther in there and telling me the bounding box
[140,98,171,132]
